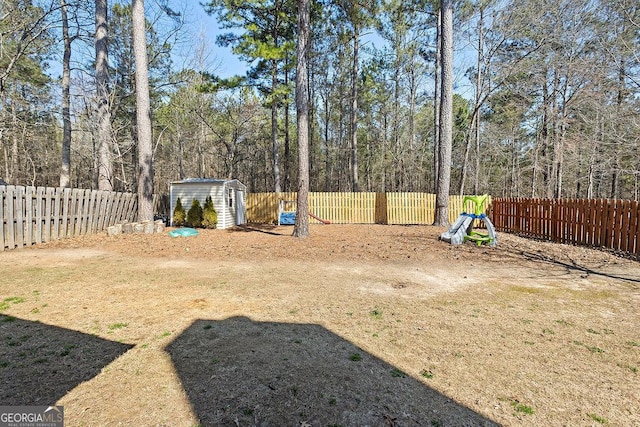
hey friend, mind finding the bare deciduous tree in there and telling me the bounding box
[60,0,72,187]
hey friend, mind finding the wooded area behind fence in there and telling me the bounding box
[492,198,640,257]
[246,192,490,225]
[1,185,138,251]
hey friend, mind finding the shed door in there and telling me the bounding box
[235,190,246,225]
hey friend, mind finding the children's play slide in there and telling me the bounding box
[439,214,474,245]
[440,195,497,247]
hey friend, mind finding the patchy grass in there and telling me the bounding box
[107,322,129,331]
[349,353,362,362]
[421,369,435,379]
[0,296,26,311]
[573,340,605,353]
[555,319,574,327]
[369,308,383,320]
[589,413,608,424]
[511,286,541,294]
[390,368,406,378]
[511,400,534,415]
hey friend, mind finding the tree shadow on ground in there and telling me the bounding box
[230,224,288,236]
[166,316,498,426]
[505,248,640,284]
[0,315,133,405]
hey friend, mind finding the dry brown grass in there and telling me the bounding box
[0,224,638,426]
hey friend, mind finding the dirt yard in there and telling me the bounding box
[0,224,638,426]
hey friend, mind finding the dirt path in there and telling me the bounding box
[1,225,638,426]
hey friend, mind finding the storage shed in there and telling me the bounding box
[169,178,247,229]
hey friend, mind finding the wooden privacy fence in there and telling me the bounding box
[246,192,491,225]
[1,185,138,251]
[492,198,640,257]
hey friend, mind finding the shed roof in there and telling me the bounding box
[170,178,244,187]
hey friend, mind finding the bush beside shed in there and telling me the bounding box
[169,179,246,229]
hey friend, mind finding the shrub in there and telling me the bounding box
[186,199,203,228]
[202,196,218,229]
[172,198,186,226]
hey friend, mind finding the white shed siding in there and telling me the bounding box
[219,180,245,229]
[169,179,246,229]
[219,183,232,229]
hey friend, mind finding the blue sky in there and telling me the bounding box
[45,1,471,97]
[177,2,247,78]
[182,2,473,96]
[179,2,402,80]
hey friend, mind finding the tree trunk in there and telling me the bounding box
[10,94,18,181]
[393,64,401,189]
[350,25,359,192]
[531,125,542,197]
[549,69,560,198]
[272,62,281,192]
[434,0,453,227]
[408,67,417,191]
[432,7,441,193]
[1,129,7,181]
[60,0,72,188]
[176,109,184,179]
[95,0,113,191]
[540,72,551,197]
[198,121,205,177]
[458,114,475,195]
[611,56,626,199]
[271,8,282,193]
[473,7,483,195]
[284,65,291,191]
[132,0,154,221]
[323,93,331,191]
[293,0,310,238]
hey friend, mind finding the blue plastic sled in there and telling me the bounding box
[168,227,199,237]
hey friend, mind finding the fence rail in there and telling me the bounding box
[246,192,490,225]
[492,197,640,257]
[1,185,138,251]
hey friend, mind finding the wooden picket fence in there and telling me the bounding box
[246,192,491,225]
[1,185,138,251]
[5,185,636,257]
[492,198,640,257]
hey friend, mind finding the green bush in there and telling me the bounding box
[202,196,218,229]
[186,199,204,228]
[172,198,186,226]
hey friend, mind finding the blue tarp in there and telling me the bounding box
[168,227,199,237]
[279,212,296,225]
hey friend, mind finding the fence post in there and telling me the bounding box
[629,200,639,256]
[15,186,24,249]
[633,200,640,258]
[25,186,33,247]
[375,192,387,224]
[0,186,5,251]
